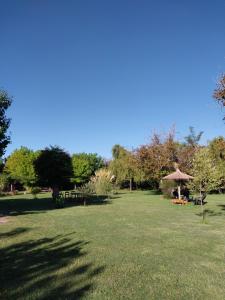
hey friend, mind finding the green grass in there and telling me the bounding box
[0,191,225,299]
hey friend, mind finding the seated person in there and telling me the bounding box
[172,188,179,199]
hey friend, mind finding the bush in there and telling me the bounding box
[160,180,176,199]
[54,195,65,208]
[29,187,41,198]
[90,169,113,195]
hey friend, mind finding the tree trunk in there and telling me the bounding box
[129,178,133,191]
[200,183,204,222]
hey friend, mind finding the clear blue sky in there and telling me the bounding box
[1,0,225,159]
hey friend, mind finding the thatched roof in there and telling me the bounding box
[163,168,194,180]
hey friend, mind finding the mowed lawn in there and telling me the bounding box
[0,191,225,300]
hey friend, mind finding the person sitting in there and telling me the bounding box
[182,187,190,201]
[172,189,179,199]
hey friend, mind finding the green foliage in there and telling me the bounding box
[110,145,143,189]
[71,153,104,185]
[29,187,41,198]
[160,180,177,199]
[54,194,65,208]
[35,146,73,189]
[189,148,221,195]
[5,147,39,189]
[0,90,12,157]
[0,173,10,192]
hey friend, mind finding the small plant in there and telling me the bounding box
[54,195,65,208]
[30,187,41,198]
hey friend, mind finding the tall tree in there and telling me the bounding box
[208,137,225,192]
[213,73,225,119]
[184,126,203,147]
[4,147,38,189]
[71,153,104,186]
[35,146,73,190]
[110,145,143,190]
[0,89,12,157]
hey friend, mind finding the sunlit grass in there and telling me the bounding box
[0,191,225,299]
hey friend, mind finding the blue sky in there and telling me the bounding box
[1,0,225,158]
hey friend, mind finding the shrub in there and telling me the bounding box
[55,195,65,208]
[160,180,176,199]
[90,169,113,195]
[30,187,41,198]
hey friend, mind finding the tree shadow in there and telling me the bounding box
[0,194,117,217]
[218,204,225,211]
[0,229,105,299]
[0,197,54,216]
[196,209,223,218]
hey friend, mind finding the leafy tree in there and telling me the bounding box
[136,131,178,187]
[208,137,225,192]
[213,74,225,119]
[35,146,73,190]
[189,147,221,222]
[71,153,104,185]
[189,148,221,195]
[112,144,127,159]
[110,145,141,190]
[4,147,38,189]
[0,89,12,157]
[0,173,10,192]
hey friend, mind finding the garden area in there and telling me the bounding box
[0,191,225,299]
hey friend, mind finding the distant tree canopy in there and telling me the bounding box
[213,74,225,119]
[71,153,104,185]
[5,147,38,189]
[35,146,73,189]
[0,89,12,157]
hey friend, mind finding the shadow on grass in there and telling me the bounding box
[0,230,105,300]
[218,204,225,211]
[196,208,225,218]
[0,197,54,216]
[0,194,116,217]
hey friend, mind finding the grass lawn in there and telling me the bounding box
[0,191,225,299]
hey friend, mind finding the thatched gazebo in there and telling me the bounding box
[163,168,194,200]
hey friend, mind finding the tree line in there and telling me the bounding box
[0,72,224,195]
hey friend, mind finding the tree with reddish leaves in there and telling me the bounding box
[213,74,225,119]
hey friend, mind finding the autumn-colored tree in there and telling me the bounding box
[136,130,178,187]
[213,74,225,119]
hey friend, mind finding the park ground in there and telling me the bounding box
[0,191,225,300]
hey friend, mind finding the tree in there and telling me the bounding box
[189,148,221,222]
[189,148,221,195]
[35,146,73,190]
[213,74,225,119]
[110,145,141,190]
[184,126,203,148]
[0,89,12,157]
[136,130,178,187]
[4,147,38,189]
[208,137,225,192]
[71,153,104,186]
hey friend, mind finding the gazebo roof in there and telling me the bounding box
[163,168,194,180]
